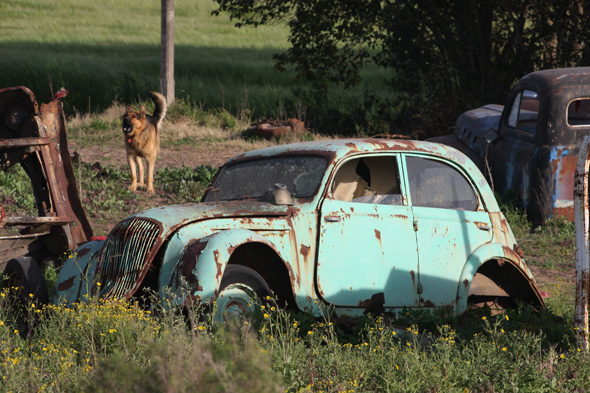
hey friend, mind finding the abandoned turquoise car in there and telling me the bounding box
[55,139,545,319]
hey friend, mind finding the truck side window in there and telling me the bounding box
[506,89,539,135]
[406,156,479,211]
[567,98,590,126]
[332,156,402,205]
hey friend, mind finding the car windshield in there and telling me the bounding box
[203,156,328,202]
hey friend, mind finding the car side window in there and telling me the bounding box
[331,156,402,205]
[406,156,479,211]
[506,89,540,135]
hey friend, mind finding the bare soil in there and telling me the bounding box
[74,144,246,169]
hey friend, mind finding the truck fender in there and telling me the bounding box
[54,239,105,305]
[162,228,286,306]
[455,242,544,315]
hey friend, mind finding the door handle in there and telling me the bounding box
[324,216,341,222]
[477,224,490,231]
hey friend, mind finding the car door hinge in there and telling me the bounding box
[417,282,423,294]
[413,218,419,231]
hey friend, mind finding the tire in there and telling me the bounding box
[2,257,49,336]
[214,265,272,324]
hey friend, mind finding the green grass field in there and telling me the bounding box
[0,0,392,128]
[0,0,295,115]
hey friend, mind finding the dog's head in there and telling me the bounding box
[122,106,146,137]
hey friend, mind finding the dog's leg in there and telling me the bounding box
[128,154,138,192]
[146,155,156,194]
[137,158,145,189]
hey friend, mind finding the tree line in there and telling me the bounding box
[214,1,589,136]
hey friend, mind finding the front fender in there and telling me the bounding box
[160,228,284,306]
[455,242,543,315]
[54,240,104,305]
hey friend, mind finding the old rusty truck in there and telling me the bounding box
[430,67,590,223]
[54,139,544,321]
[0,86,93,307]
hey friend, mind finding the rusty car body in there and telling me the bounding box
[430,67,590,223]
[55,139,544,320]
[1,86,93,304]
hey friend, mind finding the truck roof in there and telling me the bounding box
[519,67,590,94]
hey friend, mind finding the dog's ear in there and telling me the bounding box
[139,105,146,119]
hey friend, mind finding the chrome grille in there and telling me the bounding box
[95,218,162,300]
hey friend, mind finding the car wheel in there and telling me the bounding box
[1,257,49,335]
[213,265,272,324]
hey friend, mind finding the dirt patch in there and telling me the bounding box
[529,265,574,287]
[73,145,246,169]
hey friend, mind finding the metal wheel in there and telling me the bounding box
[1,257,48,335]
[213,265,272,324]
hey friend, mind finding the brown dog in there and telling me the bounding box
[122,92,167,194]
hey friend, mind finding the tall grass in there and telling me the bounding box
[1,286,588,393]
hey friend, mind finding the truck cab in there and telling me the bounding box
[431,67,590,223]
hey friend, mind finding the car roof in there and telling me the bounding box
[225,138,473,167]
[222,138,498,212]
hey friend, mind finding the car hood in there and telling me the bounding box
[129,200,293,236]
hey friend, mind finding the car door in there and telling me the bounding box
[316,155,420,309]
[404,155,493,308]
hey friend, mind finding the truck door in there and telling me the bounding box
[491,88,541,213]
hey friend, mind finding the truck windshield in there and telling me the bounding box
[203,156,327,202]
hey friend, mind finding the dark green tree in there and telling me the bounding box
[214,0,590,136]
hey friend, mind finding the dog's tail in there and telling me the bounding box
[149,91,167,131]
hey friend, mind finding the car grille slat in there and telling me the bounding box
[95,218,162,300]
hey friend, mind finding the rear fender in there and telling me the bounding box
[161,228,286,306]
[456,242,544,315]
[54,239,104,304]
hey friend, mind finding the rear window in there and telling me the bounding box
[567,98,590,127]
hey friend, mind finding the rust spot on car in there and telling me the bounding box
[300,244,310,258]
[179,240,208,285]
[512,243,525,258]
[410,270,415,286]
[372,229,380,241]
[57,276,75,291]
[423,300,435,307]
[501,247,521,264]
[358,292,385,314]
[463,278,469,289]
[76,246,92,257]
[395,214,408,220]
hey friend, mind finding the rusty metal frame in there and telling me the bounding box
[0,86,92,267]
[575,135,590,351]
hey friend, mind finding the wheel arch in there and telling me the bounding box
[456,242,545,315]
[168,228,295,307]
[227,242,297,308]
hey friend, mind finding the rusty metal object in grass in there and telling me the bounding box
[246,118,305,140]
[574,135,590,351]
[1,86,92,313]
